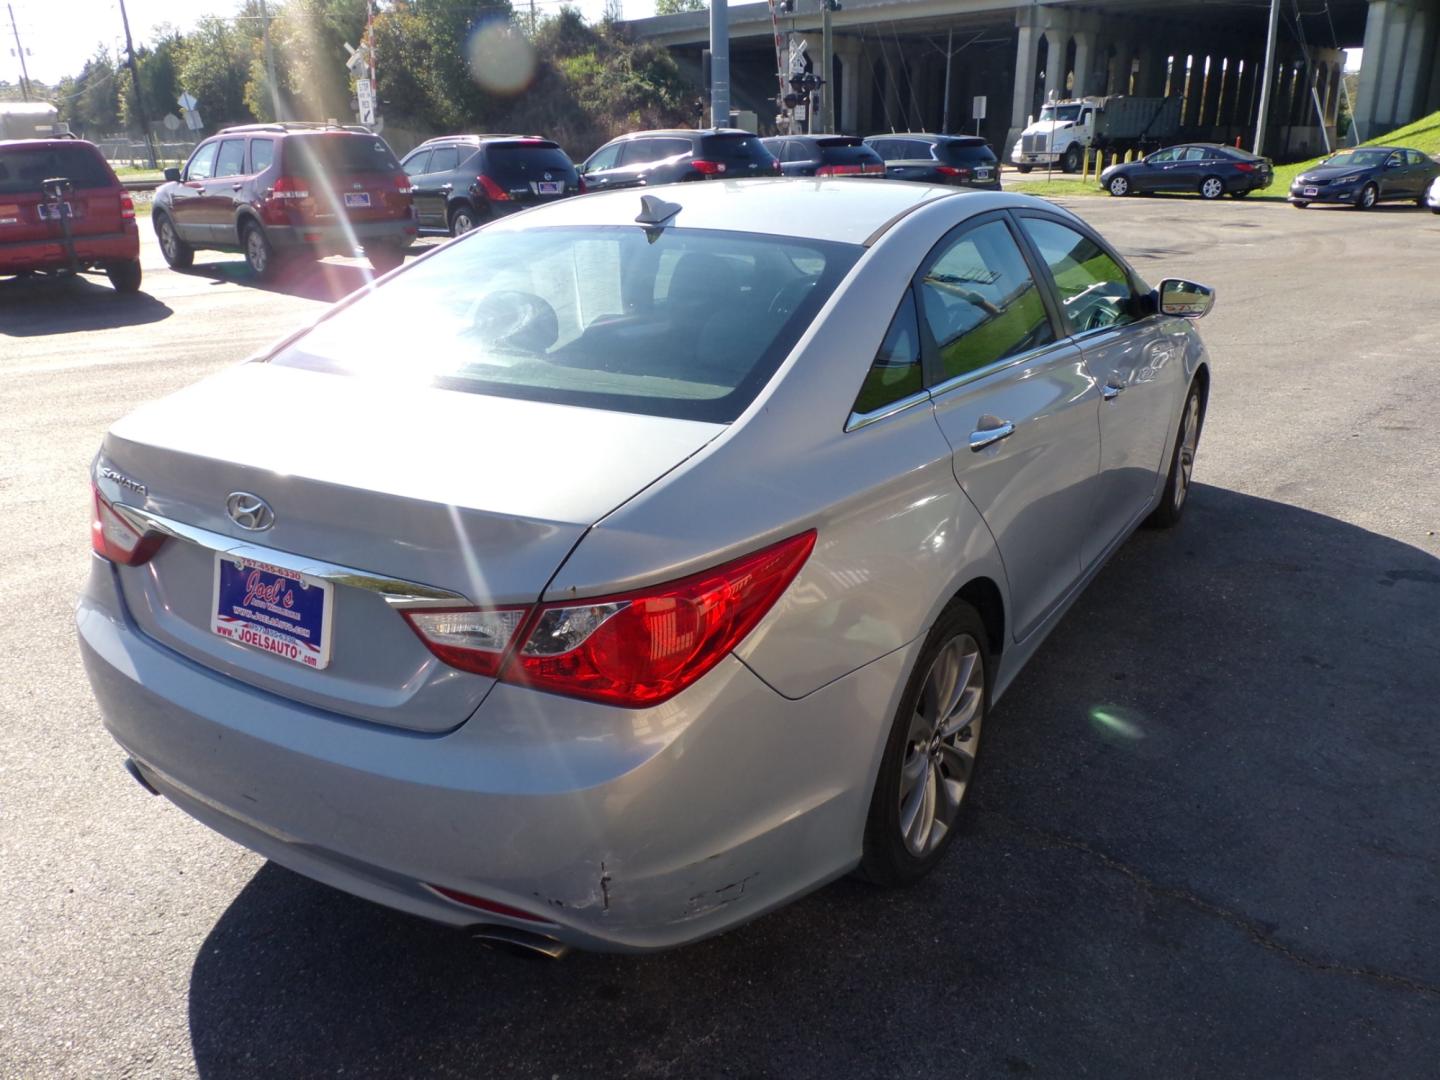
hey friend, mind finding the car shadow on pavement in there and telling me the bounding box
[185,484,1440,1080]
[178,253,405,303]
[0,273,172,337]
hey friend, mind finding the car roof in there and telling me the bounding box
[0,137,102,152]
[417,134,545,146]
[483,177,1025,246]
[611,128,753,142]
[867,133,984,144]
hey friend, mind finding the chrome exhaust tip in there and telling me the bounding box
[471,925,571,960]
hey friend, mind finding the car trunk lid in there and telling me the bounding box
[0,141,122,244]
[99,363,723,733]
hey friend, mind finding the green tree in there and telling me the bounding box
[176,16,254,129]
[654,0,705,14]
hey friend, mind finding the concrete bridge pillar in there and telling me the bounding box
[1009,17,1044,141]
[1044,28,1071,102]
[835,38,863,134]
[1071,31,1096,97]
[1352,0,1439,138]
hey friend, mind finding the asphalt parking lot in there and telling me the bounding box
[3,196,1439,1079]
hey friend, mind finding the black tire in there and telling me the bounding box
[1354,183,1378,210]
[242,222,277,278]
[1292,200,1309,208]
[105,259,142,293]
[1230,188,1252,198]
[154,213,193,269]
[1062,145,1082,174]
[1146,382,1203,529]
[1198,175,1225,200]
[368,243,407,275]
[1015,164,1033,174]
[448,203,479,237]
[858,600,991,888]
[1107,174,1130,197]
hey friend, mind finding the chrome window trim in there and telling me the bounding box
[110,504,469,609]
[845,389,933,432]
[928,341,1067,400]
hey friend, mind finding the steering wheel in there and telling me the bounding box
[768,277,818,318]
[467,290,559,354]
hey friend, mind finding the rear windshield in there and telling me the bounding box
[283,134,400,175]
[938,142,997,167]
[484,143,576,181]
[818,141,883,165]
[699,134,775,165]
[0,144,112,194]
[270,226,861,423]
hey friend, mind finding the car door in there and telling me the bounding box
[400,148,435,227]
[1134,147,1177,192]
[171,140,217,243]
[203,137,248,243]
[1379,150,1409,198]
[921,213,1102,641]
[1016,212,1185,565]
[413,145,461,228]
[1404,150,1431,196]
[579,141,625,191]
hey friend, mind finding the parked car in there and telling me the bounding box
[79,181,1214,955]
[1289,145,1440,209]
[399,135,581,237]
[151,122,416,278]
[864,133,1001,189]
[0,137,141,291]
[1427,173,1440,213]
[578,128,779,191]
[760,134,886,177]
[1101,143,1274,199]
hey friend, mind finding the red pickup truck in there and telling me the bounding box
[0,138,142,291]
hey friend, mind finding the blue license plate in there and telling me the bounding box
[211,555,333,669]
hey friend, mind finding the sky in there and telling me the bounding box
[5,0,658,85]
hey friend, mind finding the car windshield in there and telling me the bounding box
[0,144,111,194]
[270,226,862,422]
[1322,149,1389,168]
[283,134,400,175]
[1039,105,1083,123]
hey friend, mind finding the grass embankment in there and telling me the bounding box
[1008,108,1440,199]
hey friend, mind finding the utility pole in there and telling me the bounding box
[259,0,282,120]
[820,0,834,132]
[941,27,952,133]
[115,0,157,168]
[7,4,29,100]
[1253,0,1280,155]
[709,0,729,127]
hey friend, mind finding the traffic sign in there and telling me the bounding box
[356,78,375,126]
[177,92,198,112]
[162,113,180,131]
[972,95,987,120]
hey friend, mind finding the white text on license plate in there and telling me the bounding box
[1304,187,1318,196]
[536,181,563,195]
[211,554,334,669]
[344,192,371,207]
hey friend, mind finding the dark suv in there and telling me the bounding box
[578,129,779,191]
[152,123,416,278]
[760,135,886,177]
[864,133,1001,189]
[0,138,141,291]
[400,135,581,237]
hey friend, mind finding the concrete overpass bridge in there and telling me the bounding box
[627,0,1440,160]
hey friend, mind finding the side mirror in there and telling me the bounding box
[575,162,589,175]
[1387,159,1403,169]
[1156,278,1214,320]
[164,167,181,182]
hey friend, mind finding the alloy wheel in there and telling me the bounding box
[1174,392,1200,511]
[1358,184,1377,209]
[245,228,268,275]
[1200,177,1224,199]
[898,633,984,857]
[1109,176,1129,197]
[451,209,475,236]
[159,221,178,261]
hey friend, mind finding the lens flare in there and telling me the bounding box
[468,23,537,96]
[1088,705,1146,741]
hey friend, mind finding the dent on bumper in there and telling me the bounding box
[77,555,913,952]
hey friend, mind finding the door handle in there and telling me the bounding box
[1102,381,1127,400]
[231,183,243,190]
[440,183,453,192]
[969,419,1015,452]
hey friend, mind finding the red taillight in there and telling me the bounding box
[577,175,588,194]
[402,606,531,677]
[478,175,511,201]
[90,486,163,566]
[393,172,414,193]
[771,160,782,175]
[934,165,971,178]
[270,176,310,200]
[424,884,554,924]
[691,159,727,176]
[120,193,135,219]
[1234,162,1256,173]
[816,164,863,177]
[508,531,816,708]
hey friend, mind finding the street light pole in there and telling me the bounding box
[259,0,282,120]
[821,0,834,132]
[115,0,158,168]
[7,4,30,101]
[1253,0,1280,155]
[709,0,730,127]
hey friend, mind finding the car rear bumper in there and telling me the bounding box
[77,553,909,952]
[0,228,139,273]
[266,218,417,254]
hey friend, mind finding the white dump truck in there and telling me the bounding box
[0,102,68,141]
[1010,95,1182,173]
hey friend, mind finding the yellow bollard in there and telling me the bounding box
[1082,149,1091,182]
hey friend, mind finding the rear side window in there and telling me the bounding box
[622,138,690,165]
[938,142,997,167]
[428,147,461,173]
[485,144,576,182]
[283,135,399,175]
[700,134,773,164]
[270,226,862,423]
[1019,217,1140,335]
[0,144,112,193]
[250,138,275,173]
[919,219,1055,382]
[853,291,924,417]
[213,139,247,178]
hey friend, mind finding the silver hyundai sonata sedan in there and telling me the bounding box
[78,179,1213,954]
